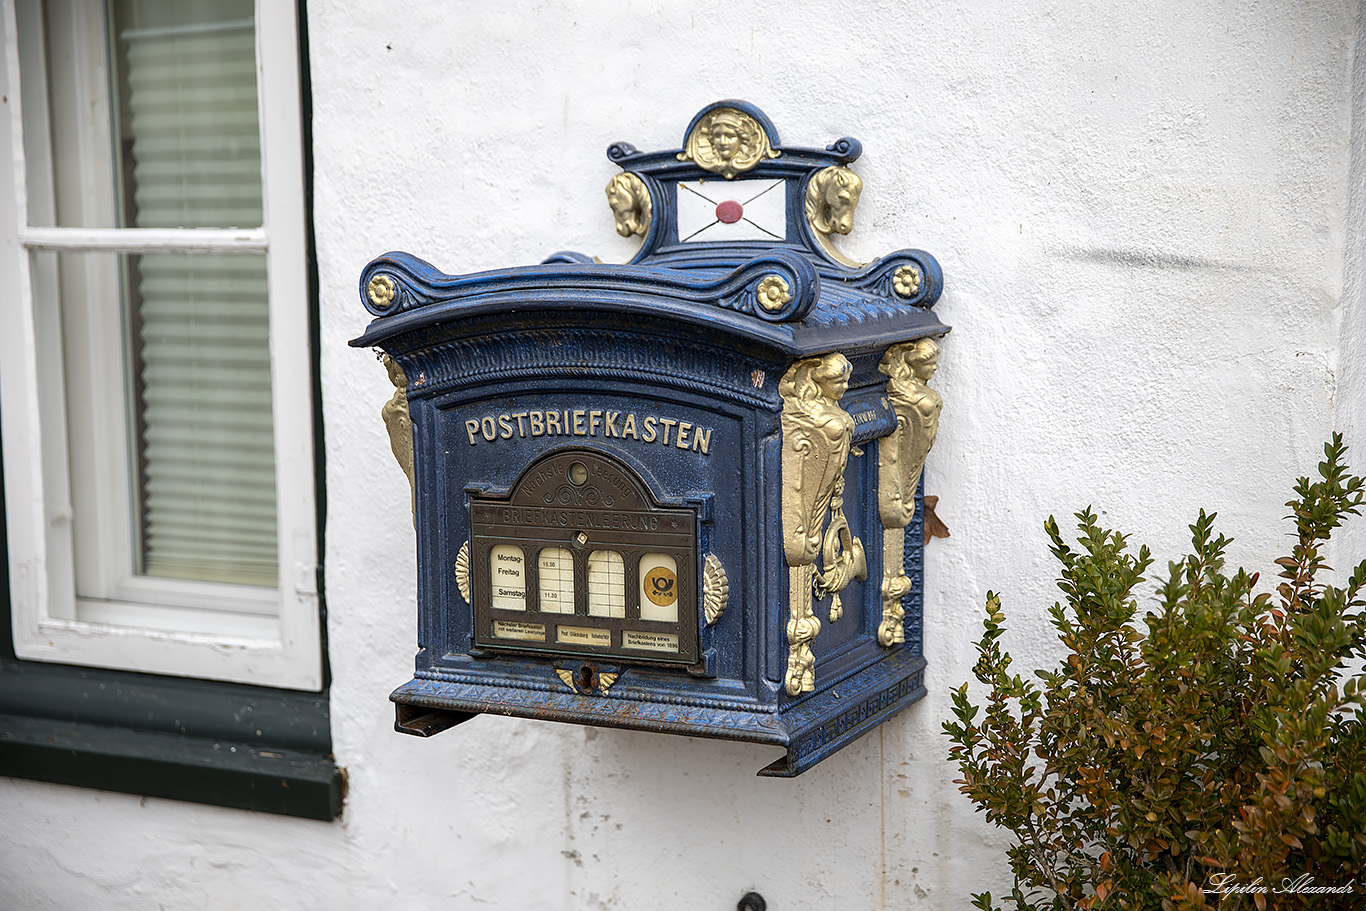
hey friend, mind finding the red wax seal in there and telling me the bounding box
[715,200,744,224]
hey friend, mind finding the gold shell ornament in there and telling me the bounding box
[703,554,729,625]
[455,540,471,603]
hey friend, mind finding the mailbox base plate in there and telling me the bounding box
[762,650,926,777]
[389,649,926,777]
[390,676,788,746]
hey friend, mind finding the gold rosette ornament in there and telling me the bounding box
[756,275,791,312]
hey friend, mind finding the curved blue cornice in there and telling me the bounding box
[357,248,819,322]
[350,249,946,357]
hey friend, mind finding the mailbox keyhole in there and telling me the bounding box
[577,663,596,692]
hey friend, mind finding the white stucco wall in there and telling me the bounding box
[1340,0,1366,571]
[4,2,1364,908]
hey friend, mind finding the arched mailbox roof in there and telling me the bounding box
[350,248,945,358]
[351,100,948,359]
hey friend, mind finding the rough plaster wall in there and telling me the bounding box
[1339,0,1366,572]
[0,2,1359,909]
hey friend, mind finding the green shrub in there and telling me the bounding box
[943,435,1366,910]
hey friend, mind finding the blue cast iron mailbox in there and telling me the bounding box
[352,101,948,776]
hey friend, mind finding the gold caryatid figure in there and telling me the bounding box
[781,354,854,565]
[605,172,652,238]
[677,107,779,179]
[780,352,867,694]
[381,353,416,523]
[876,338,942,646]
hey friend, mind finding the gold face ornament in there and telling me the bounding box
[678,107,780,179]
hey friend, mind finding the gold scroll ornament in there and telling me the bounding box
[677,107,779,180]
[804,166,864,268]
[381,354,416,521]
[780,353,867,695]
[556,667,619,695]
[876,338,942,646]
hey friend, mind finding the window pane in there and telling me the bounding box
[25,0,261,229]
[587,550,625,618]
[131,251,276,585]
[537,548,575,614]
[113,0,261,229]
[49,250,278,589]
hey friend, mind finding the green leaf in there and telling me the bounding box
[942,436,1366,908]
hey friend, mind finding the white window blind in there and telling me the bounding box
[133,252,278,585]
[120,18,261,229]
[119,15,276,586]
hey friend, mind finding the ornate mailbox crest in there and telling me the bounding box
[352,100,947,776]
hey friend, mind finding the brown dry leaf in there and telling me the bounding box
[923,494,950,544]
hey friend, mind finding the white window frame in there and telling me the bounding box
[0,0,321,690]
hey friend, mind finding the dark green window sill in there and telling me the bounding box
[0,658,343,821]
